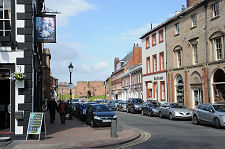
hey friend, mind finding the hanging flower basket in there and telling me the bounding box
[11,72,26,81]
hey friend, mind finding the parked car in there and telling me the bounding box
[117,101,127,112]
[86,104,117,127]
[192,103,225,128]
[126,98,143,114]
[141,101,161,116]
[158,102,192,120]
[79,102,95,121]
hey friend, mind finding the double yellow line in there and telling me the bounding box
[115,131,151,149]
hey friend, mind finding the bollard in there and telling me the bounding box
[111,119,118,138]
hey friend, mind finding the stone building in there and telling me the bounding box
[166,0,225,109]
[121,44,142,100]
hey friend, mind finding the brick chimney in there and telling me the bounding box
[187,0,201,8]
[132,43,142,65]
[114,57,119,71]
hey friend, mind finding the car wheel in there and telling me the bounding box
[159,112,162,118]
[90,120,95,128]
[169,113,173,120]
[214,118,221,129]
[149,111,152,117]
[193,115,199,125]
[131,108,135,114]
[141,110,144,116]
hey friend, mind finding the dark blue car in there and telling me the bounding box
[86,104,117,127]
[79,102,95,121]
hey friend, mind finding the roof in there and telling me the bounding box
[140,0,207,39]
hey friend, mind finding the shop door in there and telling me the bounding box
[193,89,203,107]
[0,69,10,132]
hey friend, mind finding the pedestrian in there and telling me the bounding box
[58,100,67,124]
[47,97,57,124]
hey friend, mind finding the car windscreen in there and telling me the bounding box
[93,105,112,112]
[122,102,126,105]
[170,103,187,109]
[213,105,225,112]
[132,99,143,104]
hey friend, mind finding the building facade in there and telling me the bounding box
[140,27,167,103]
[121,44,142,100]
[111,51,133,99]
[105,77,112,100]
[166,0,225,109]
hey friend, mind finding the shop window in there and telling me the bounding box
[0,0,11,37]
[152,33,156,46]
[146,36,150,49]
[159,29,163,43]
[160,81,165,101]
[212,2,219,18]
[176,75,184,104]
[153,82,158,99]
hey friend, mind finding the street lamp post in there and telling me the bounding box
[68,63,73,103]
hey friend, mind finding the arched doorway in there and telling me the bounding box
[175,75,184,104]
[212,69,225,103]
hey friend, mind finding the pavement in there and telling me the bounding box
[1,112,141,149]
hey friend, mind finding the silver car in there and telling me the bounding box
[159,103,192,120]
[192,103,225,128]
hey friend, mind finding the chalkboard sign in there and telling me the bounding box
[26,112,46,141]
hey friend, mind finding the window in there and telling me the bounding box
[146,36,150,49]
[160,81,165,101]
[153,82,158,99]
[152,33,156,46]
[191,14,197,27]
[159,52,165,70]
[159,29,163,43]
[153,55,157,72]
[0,0,11,36]
[175,23,180,34]
[146,57,150,73]
[213,2,219,17]
[176,50,182,67]
[192,44,198,64]
[215,38,222,60]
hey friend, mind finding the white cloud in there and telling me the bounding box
[78,62,109,74]
[45,0,96,27]
[105,23,159,45]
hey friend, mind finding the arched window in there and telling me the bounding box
[213,69,225,103]
[175,75,184,104]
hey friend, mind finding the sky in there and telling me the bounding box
[45,0,185,85]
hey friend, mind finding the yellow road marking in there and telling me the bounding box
[114,132,151,149]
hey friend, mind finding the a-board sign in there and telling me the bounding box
[27,112,43,135]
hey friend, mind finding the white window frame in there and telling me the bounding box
[192,43,198,64]
[153,55,157,72]
[175,23,180,34]
[191,14,197,27]
[213,2,219,17]
[215,38,222,60]
[0,0,11,36]
[147,57,151,73]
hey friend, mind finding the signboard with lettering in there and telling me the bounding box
[154,76,163,81]
[26,112,46,141]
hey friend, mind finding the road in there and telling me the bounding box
[116,111,225,149]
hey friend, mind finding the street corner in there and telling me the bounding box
[81,129,142,148]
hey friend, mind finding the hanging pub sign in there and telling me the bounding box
[35,15,56,43]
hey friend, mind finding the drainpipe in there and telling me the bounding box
[165,26,168,102]
[204,2,210,103]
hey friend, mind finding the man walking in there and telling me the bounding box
[58,100,67,124]
[47,97,57,124]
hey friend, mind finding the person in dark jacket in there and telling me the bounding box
[47,97,57,124]
[58,100,67,124]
